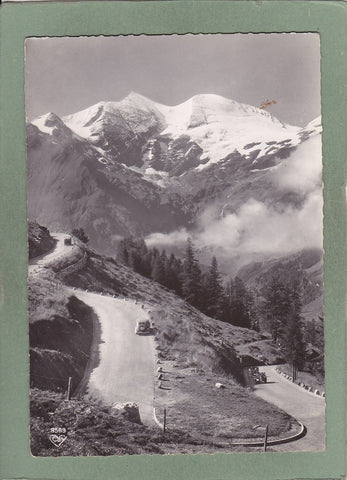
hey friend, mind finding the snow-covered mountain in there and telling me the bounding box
[26,92,322,269]
[60,92,310,179]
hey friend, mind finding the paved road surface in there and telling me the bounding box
[254,366,325,451]
[28,233,72,275]
[73,291,156,426]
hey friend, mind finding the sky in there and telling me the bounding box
[25,33,321,126]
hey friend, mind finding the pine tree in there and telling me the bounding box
[166,253,182,295]
[72,227,89,244]
[117,239,129,265]
[262,277,291,342]
[151,253,166,285]
[204,256,225,318]
[281,283,306,379]
[246,288,259,331]
[137,238,151,277]
[222,277,252,328]
[181,238,202,308]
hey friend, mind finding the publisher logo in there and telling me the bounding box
[49,427,67,447]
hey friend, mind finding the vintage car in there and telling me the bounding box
[249,366,267,384]
[135,320,151,335]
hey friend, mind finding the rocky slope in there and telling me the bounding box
[237,248,323,321]
[28,221,56,259]
[29,272,95,393]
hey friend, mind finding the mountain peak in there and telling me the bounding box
[125,91,150,101]
[304,115,322,132]
[120,91,159,111]
[31,112,65,135]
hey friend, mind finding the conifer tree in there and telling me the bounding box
[137,239,151,277]
[262,277,291,342]
[72,227,89,244]
[152,253,166,285]
[166,253,183,295]
[117,239,129,265]
[181,238,202,308]
[204,256,225,318]
[281,283,306,379]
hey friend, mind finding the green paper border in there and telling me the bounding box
[0,1,346,479]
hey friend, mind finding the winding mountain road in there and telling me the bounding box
[29,235,326,441]
[254,366,326,451]
[73,291,156,425]
[29,233,156,425]
[28,233,72,275]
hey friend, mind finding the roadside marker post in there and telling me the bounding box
[163,408,167,433]
[264,424,269,452]
[66,377,72,400]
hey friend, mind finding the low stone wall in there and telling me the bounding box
[153,407,164,430]
[60,250,87,276]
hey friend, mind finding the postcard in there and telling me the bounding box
[26,33,325,456]
[0,2,345,480]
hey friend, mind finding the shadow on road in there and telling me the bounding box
[73,307,102,398]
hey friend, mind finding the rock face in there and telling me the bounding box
[29,296,94,394]
[110,402,141,424]
[28,221,55,259]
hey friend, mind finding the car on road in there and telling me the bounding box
[135,319,156,335]
[135,320,151,335]
[249,366,267,384]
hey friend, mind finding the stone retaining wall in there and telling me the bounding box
[60,250,87,276]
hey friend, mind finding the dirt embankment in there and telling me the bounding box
[30,294,95,395]
[28,221,56,259]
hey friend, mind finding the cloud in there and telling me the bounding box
[196,193,323,259]
[145,192,323,271]
[145,135,323,271]
[272,135,322,194]
[145,228,189,249]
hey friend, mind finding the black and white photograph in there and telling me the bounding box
[25,33,325,456]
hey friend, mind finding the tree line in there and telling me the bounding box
[117,236,258,330]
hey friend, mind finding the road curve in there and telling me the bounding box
[73,291,156,426]
[254,366,325,451]
[28,233,72,275]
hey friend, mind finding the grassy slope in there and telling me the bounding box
[30,389,270,456]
